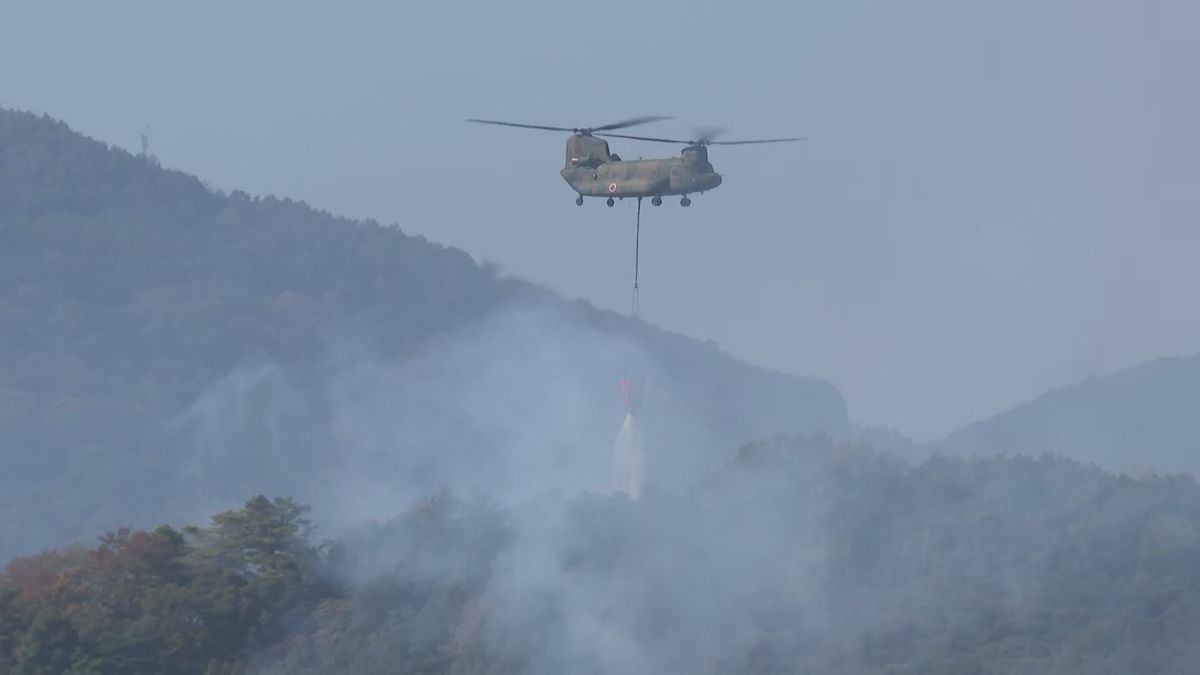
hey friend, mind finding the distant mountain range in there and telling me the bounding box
[940,354,1200,476]
[0,108,849,560]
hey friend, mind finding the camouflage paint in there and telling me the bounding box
[560,134,722,199]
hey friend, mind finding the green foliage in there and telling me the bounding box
[189,496,327,650]
[14,608,81,675]
[0,497,329,674]
[262,492,511,675]
[5,445,1200,673]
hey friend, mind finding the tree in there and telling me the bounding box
[14,608,81,675]
[186,496,326,651]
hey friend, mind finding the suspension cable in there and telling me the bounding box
[631,197,641,318]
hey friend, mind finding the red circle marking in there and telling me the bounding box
[608,182,617,193]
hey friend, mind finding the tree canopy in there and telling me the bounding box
[4,438,1200,674]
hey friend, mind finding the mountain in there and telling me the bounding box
[940,354,1200,476]
[0,108,849,560]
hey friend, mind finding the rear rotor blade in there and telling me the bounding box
[601,131,806,146]
[708,137,806,145]
[693,126,727,145]
[465,119,576,133]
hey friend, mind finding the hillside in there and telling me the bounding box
[5,435,1200,674]
[0,108,848,560]
[941,355,1200,476]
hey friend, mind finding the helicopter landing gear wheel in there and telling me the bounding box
[607,197,615,207]
[651,196,662,206]
[576,196,584,206]
[680,196,692,207]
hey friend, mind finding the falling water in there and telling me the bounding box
[612,412,644,499]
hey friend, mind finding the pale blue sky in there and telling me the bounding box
[3,1,1198,438]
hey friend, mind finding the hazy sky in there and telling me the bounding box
[3,1,1198,439]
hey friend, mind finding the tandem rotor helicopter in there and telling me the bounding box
[467,115,802,207]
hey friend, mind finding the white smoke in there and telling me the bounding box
[168,303,667,535]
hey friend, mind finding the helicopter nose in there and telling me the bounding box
[710,173,723,189]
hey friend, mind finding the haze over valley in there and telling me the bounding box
[3,2,1200,672]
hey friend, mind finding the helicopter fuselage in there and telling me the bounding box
[561,156,722,198]
[560,135,721,200]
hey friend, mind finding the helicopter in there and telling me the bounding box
[467,116,802,207]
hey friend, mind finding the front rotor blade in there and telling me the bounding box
[596,131,692,144]
[591,115,673,132]
[708,137,806,145]
[465,119,575,133]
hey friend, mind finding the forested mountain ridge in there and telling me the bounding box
[0,108,848,561]
[4,436,1199,674]
[941,354,1200,476]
